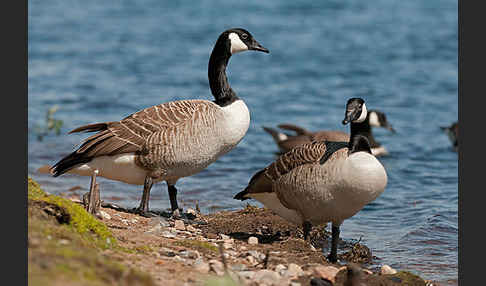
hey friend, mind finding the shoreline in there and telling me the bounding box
[28,178,438,286]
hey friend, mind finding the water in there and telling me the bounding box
[28,0,458,284]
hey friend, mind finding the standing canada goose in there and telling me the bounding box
[50,28,269,217]
[263,110,395,157]
[440,121,458,152]
[235,98,388,263]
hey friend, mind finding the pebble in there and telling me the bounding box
[248,236,259,245]
[208,259,225,276]
[58,239,70,245]
[313,265,340,284]
[275,264,286,273]
[161,231,176,239]
[223,242,233,250]
[193,258,210,274]
[381,264,397,275]
[99,210,111,220]
[231,263,247,272]
[174,220,186,231]
[159,247,176,257]
[245,255,257,265]
[173,255,186,263]
[237,270,255,281]
[253,269,281,285]
[284,263,304,278]
[186,225,197,232]
[220,233,231,240]
[239,246,247,251]
[186,208,197,216]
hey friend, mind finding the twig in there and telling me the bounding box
[218,242,228,272]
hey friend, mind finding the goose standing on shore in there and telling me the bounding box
[235,98,388,262]
[51,28,269,217]
[263,109,395,156]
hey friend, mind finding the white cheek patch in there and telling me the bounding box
[355,103,367,123]
[368,111,380,127]
[228,32,248,54]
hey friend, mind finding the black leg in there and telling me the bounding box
[303,221,312,241]
[327,224,340,263]
[168,184,180,217]
[134,176,156,217]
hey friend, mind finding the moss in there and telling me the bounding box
[28,177,116,248]
[28,178,156,286]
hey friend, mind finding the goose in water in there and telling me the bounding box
[235,98,388,262]
[440,121,458,152]
[263,109,395,157]
[50,28,269,217]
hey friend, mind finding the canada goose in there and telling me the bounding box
[235,98,388,263]
[440,121,458,152]
[263,110,395,157]
[50,28,269,217]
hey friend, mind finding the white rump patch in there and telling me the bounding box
[368,111,380,127]
[228,32,248,54]
[355,103,367,123]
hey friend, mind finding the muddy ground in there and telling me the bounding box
[28,178,437,286]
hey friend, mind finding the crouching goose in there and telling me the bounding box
[440,121,458,152]
[235,98,388,262]
[263,109,395,157]
[51,28,269,217]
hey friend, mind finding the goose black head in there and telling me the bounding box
[215,28,269,56]
[368,110,396,133]
[342,98,367,125]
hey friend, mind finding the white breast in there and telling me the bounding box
[220,99,251,147]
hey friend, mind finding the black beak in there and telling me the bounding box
[250,40,269,53]
[342,110,354,125]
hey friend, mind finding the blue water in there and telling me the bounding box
[28,0,458,284]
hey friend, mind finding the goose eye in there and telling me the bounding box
[241,33,248,40]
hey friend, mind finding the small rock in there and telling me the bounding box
[186,208,197,216]
[160,247,176,257]
[248,236,259,245]
[231,263,247,272]
[380,265,397,275]
[193,258,210,274]
[223,242,233,250]
[253,269,281,285]
[284,263,304,278]
[247,250,265,260]
[245,255,257,265]
[239,246,247,251]
[121,219,129,225]
[130,218,138,224]
[174,220,186,231]
[313,265,340,284]
[58,239,70,245]
[186,225,197,232]
[220,233,231,240]
[237,270,255,280]
[99,210,111,220]
[208,259,225,276]
[275,264,286,275]
[173,256,186,263]
[290,282,301,286]
[161,231,176,239]
[187,250,200,259]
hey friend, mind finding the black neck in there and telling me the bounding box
[348,121,373,154]
[208,43,239,107]
[349,120,379,148]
